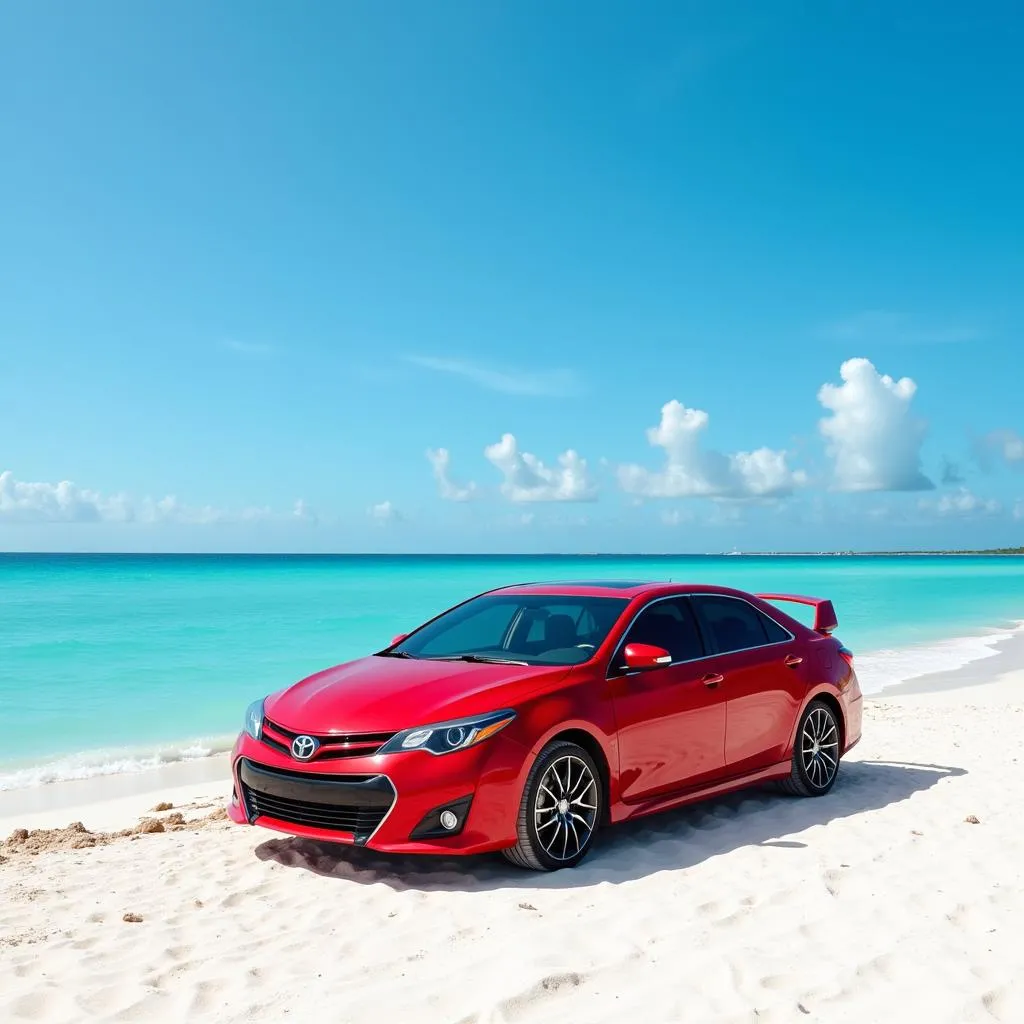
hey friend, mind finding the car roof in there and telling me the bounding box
[491,580,742,600]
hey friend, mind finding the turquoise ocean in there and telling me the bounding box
[2,553,1022,791]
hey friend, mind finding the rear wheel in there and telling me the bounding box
[502,740,603,871]
[779,700,842,797]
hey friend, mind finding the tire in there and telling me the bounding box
[778,699,842,797]
[502,740,604,871]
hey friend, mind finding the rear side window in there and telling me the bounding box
[694,596,788,654]
[759,612,791,644]
[621,598,705,663]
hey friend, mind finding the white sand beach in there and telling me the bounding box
[3,656,1024,1024]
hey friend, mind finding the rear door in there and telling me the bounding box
[609,597,727,802]
[691,595,805,776]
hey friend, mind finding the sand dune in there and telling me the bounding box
[2,672,1023,1023]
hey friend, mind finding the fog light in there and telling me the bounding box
[409,795,473,840]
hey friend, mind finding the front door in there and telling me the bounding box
[610,597,727,803]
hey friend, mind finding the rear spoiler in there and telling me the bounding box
[756,593,838,635]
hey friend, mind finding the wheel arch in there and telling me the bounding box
[788,687,846,756]
[542,727,613,826]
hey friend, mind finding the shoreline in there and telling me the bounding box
[3,615,1022,833]
[4,645,1024,1021]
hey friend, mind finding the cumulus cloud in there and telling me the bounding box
[0,470,306,526]
[818,358,934,492]
[617,400,806,499]
[0,471,133,523]
[369,500,402,522]
[920,487,1002,518]
[1014,500,1024,521]
[426,448,477,501]
[484,433,597,502]
[406,356,579,397]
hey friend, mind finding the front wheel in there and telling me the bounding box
[778,699,842,797]
[502,740,603,871]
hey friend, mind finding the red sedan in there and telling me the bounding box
[228,581,862,871]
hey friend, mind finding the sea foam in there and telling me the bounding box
[2,623,1022,792]
[0,735,237,792]
[856,620,1024,695]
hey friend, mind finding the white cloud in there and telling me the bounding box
[484,433,597,502]
[920,487,1002,518]
[1014,500,1024,521]
[405,356,579,397]
[0,470,304,526]
[818,358,934,492]
[369,500,402,523]
[984,429,1024,466]
[426,448,477,501]
[820,311,981,345]
[617,400,806,499]
[0,471,133,523]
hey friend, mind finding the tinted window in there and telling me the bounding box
[695,596,772,654]
[759,612,791,644]
[524,604,598,643]
[392,595,629,666]
[414,601,519,656]
[621,598,704,664]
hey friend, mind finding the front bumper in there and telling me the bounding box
[227,729,529,855]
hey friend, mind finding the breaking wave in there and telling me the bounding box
[0,735,236,792]
[856,620,1024,695]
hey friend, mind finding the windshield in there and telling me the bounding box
[387,594,630,666]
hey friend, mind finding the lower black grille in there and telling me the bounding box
[237,758,395,842]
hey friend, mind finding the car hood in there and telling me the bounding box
[264,655,568,734]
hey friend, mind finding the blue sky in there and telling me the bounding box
[3,1,1023,553]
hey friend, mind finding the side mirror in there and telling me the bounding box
[623,643,672,671]
[390,633,408,647]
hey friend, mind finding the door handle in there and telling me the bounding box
[702,672,724,688]
[784,654,803,667]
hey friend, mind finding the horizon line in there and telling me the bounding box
[1,549,1021,558]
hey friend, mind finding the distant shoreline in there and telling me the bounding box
[1,549,1022,559]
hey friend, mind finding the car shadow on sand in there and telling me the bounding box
[253,758,965,892]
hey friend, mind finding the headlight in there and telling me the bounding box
[244,699,265,741]
[378,710,516,756]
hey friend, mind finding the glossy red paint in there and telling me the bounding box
[622,642,672,670]
[228,581,863,862]
[755,593,839,635]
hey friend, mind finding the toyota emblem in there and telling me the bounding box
[291,734,319,761]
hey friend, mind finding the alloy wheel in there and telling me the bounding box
[533,754,599,862]
[799,705,840,791]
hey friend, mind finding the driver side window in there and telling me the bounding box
[619,598,705,667]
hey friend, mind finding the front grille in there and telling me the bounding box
[263,717,395,760]
[246,791,388,834]
[237,758,394,842]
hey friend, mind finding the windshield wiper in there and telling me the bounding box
[428,654,530,666]
[377,650,417,659]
